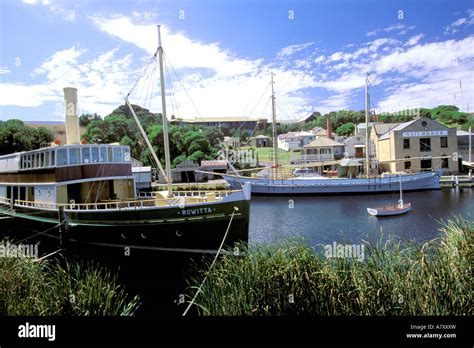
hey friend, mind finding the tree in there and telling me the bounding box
[0,120,54,155]
[336,123,355,137]
[79,113,101,127]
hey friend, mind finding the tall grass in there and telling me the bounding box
[0,245,140,316]
[187,217,473,316]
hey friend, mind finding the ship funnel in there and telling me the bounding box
[63,87,80,145]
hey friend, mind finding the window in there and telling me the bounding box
[57,149,67,166]
[100,147,107,163]
[404,156,411,170]
[69,148,80,165]
[123,147,130,162]
[441,155,449,169]
[44,151,50,167]
[419,138,431,152]
[51,151,55,166]
[91,147,99,163]
[421,121,427,127]
[403,139,410,149]
[420,159,432,171]
[440,137,448,148]
[107,147,113,162]
[113,147,122,163]
[82,147,91,164]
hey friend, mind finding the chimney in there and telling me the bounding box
[63,87,80,145]
[326,115,332,139]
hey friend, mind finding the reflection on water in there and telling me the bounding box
[249,188,473,246]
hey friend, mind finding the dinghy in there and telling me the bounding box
[367,174,411,217]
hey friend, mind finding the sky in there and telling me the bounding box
[0,0,473,122]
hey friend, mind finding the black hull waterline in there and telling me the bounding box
[0,199,250,255]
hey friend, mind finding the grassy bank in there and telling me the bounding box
[0,245,140,316]
[254,147,292,164]
[187,217,473,316]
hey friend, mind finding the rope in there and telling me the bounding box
[182,206,239,316]
[33,248,63,263]
[14,222,64,244]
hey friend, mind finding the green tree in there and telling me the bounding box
[336,123,355,136]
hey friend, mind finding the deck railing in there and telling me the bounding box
[290,154,334,162]
[10,189,240,212]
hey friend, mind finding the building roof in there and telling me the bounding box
[356,122,376,130]
[311,126,328,136]
[305,137,345,148]
[201,160,228,167]
[251,134,270,139]
[379,119,418,140]
[344,135,365,145]
[223,136,240,141]
[279,131,314,140]
[457,129,474,136]
[372,123,400,136]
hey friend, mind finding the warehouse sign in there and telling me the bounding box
[402,130,448,138]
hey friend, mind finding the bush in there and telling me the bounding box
[0,247,140,316]
[187,217,473,316]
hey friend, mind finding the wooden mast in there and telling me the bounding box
[365,72,370,178]
[271,72,278,180]
[157,25,173,197]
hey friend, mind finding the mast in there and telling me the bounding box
[399,173,403,207]
[365,72,370,178]
[157,25,173,197]
[125,98,168,182]
[271,72,278,179]
[469,126,472,164]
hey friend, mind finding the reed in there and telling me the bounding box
[0,248,140,316]
[187,216,473,316]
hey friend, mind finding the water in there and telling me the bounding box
[2,187,472,316]
[249,188,473,247]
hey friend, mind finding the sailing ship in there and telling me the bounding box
[367,174,411,216]
[222,73,441,195]
[0,26,251,254]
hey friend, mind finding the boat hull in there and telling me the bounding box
[367,203,411,216]
[222,171,441,195]
[0,196,250,255]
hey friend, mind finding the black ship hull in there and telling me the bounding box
[0,198,250,255]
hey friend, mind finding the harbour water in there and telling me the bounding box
[1,187,472,317]
[250,188,473,247]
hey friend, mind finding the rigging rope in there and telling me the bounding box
[182,206,239,316]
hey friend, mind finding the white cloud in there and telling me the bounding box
[444,9,474,34]
[90,16,262,77]
[0,46,135,116]
[366,24,415,37]
[0,66,11,74]
[375,37,474,77]
[0,83,57,107]
[21,0,75,22]
[404,34,425,47]
[314,55,325,64]
[277,42,314,58]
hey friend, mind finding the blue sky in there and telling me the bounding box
[0,0,473,122]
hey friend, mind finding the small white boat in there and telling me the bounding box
[367,174,411,217]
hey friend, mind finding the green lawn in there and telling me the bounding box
[253,147,291,164]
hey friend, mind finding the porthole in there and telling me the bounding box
[421,121,427,127]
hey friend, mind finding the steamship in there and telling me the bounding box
[0,27,251,254]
